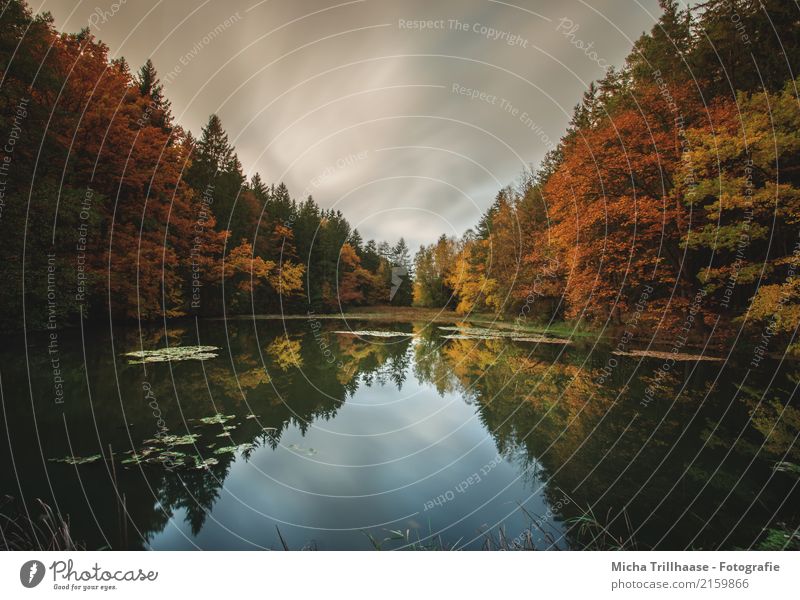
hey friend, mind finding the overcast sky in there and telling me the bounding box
[39,0,667,250]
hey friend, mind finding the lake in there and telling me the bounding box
[1,315,797,550]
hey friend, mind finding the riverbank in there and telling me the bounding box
[222,306,599,339]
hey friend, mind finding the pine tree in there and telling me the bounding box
[185,114,246,237]
[250,172,269,200]
[389,238,413,305]
[628,0,692,84]
[349,229,364,255]
[136,58,172,130]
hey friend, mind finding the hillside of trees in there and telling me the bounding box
[413,0,800,350]
[0,0,414,332]
[3,0,799,349]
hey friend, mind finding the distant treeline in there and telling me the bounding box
[412,0,800,349]
[0,0,414,332]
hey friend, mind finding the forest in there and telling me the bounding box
[413,0,800,351]
[0,0,414,333]
[2,0,799,353]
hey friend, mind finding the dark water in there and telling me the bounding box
[1,317,798,550]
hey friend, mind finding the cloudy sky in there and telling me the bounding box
[40,0,667,250]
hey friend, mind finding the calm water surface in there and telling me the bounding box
[1,317,797,549]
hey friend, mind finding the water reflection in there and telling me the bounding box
[1,318,797,549]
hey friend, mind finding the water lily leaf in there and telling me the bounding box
[123,345,221,364]
[48,454,102,465]
[193,457,219,469]
[214,443,254,455]
[144,450,189,466]
[333,330,415,338]
[196,413,236,425]
[123,446,159,456]
[438,326,513,338]
[158,450,187,459]
[120,446,161,465]
[512,336,571,345]
[143,433,200,446]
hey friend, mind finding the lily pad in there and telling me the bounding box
[123,446,159,456]
[196,413,236,425]
[193,457,219,469]
[123,345,221,364]
[146,450,188,466]
[143,433,200,446]
[48,454,102,465]
[121,447,160,465]
[214,443,254,455]
[512,335,571,345]
[333,330,415,338]
[438,326,514,338]
[157,450,187,459]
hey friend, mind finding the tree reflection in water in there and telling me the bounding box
[1,318,797,549]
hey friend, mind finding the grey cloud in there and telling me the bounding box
[43,0,662,249]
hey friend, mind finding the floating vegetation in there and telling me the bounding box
[120,447,160,465]
[438,326,514,337]
[152,450,187,462]
[289,443,317,457]
[440,326,573,345]
[214,443,254,455]
[123,345,221,364]
[333,330,415,338]
[195,413,236,425]
[512,335,571,345]
[48,454,102,465]
[773,461,800,475]
[121,447,195,467]
[84,426,254,469]
[142,433,200,446]
[120,450,190,467]
[612,349,724,362]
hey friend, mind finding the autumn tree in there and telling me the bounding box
[413,235,458,307]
